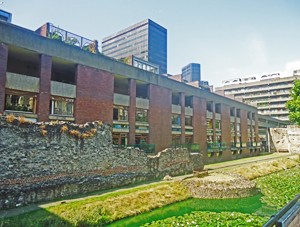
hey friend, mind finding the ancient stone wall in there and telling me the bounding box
[0,116,203,210]
[270,125,300,153]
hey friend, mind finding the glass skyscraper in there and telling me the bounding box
[102,19,167,74]
[182,63,201,82]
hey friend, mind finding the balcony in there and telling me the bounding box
[113,121,129,132]
[172,104,181,114]
[206,110,213,119]
[207,142,227,152]
[172,125,181,134]
[125,144,155,155]
[207,128,213,135]
[179,143,200,153]
[185,126,193,135]
[135,122,149,133]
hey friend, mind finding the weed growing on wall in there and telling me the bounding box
[70,130,81,138]
[60,125,68,133]
[6,115,15,123]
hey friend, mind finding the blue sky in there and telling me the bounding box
[2,0,300,87]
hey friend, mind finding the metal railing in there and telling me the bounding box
[47,24,101,53]
[125,144,156,155]
[263,194,300,227]
[179,143,200,153]
[207,142,227,152]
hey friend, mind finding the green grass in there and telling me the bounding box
[0,182,191,227]
[254,165,300,208]
[141,211,268,227]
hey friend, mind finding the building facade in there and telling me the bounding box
[0,9,12,23]
[215,74,298,122]
[102,19,167,74]
[182,63,201,82]
[0,21,288,164]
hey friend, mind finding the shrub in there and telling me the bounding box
[40,125,46,129]
[60,125,68,133]
[98,121,103,126]
[70,130,81,138]
[18,116,30,124]
[91,128,97,134]
[7,115,15,123]
[41,130,47,136]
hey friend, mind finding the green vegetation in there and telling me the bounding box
[0,182,191,227]
[228,155,299,179]
[286,79,300,124]
[254,165,300,208]
[141,211,267,227]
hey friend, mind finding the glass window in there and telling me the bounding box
[207,119,213,129]
[50,96,74,116]
[231,123,235,131]
[5,90,37,113]
[113,106,128,121]
[237,123,241,131]
[185,116,192,126]
[112,133,128,146]
[172,114,180,125]
[136,109,147,122]
[215,121,221,130]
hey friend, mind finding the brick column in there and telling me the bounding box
[240,109,249,158]
[35,23,50,37]
[179,92,185,143]
[192,96,207,151]
[221,103,231,161]
[212,102,216,143]
[75,64,114,124]
[254,113,259,156]
[128,79,136,144]
[148,84,172,153]
[37,54,52,122]
[0,43,8,113]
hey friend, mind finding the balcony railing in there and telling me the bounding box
[207,142,228,152]
[125,144,156,155]
[179,143,200,153]
[47,23,101,54]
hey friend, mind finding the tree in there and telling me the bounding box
[286,79,300,125]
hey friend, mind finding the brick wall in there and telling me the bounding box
[128,79,136,144]
[180,92,185,143]
[240,109,249,158]
[0,42,8,113]
[75,64,114,124]
[37,54,52,122]
[35,23,49,37]
[192,96,207,160]
[221,103,231,161]
[148,84,172,152]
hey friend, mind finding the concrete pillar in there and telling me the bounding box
[37,54,52,122]
[0,42,8,113]
[74,64,114,124]
[128,79,136,144]
[179,92,185,143]
[148,84,172,153]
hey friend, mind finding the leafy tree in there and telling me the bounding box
[286,79,300,124]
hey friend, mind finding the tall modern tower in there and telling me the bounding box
[182,63,201,82]
[102,19,167,74]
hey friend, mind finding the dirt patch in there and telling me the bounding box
[183,171,257,199]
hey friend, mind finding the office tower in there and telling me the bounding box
[102,19,167,74]
[182,63,201,82]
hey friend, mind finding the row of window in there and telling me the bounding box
[5,90,74,116]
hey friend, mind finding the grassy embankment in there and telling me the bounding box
[0,155,299,227]
[0,182,191,227]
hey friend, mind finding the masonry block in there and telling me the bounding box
[0,42,8,113]
[75,64,114,124]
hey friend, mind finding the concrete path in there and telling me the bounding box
[0,152,294,218]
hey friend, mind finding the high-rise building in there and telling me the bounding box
[102,19,167,74]
[182,63,201,82]
[215,73,299,122]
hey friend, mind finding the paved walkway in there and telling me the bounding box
[0,152,294,218]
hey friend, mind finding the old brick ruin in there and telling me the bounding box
[0,116,203,210]
[269,125,300,154]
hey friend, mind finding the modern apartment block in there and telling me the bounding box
[182,63,201,82]
[102,19,167,74]
[215,73,298,122]
[0,21,288,164]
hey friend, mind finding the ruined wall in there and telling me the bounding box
[269,125,300,153]
[0,116,203,210]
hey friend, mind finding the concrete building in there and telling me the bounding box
[182,63,201,82]
[102,19,167,74]
[215,73,299,122]
[0,21,288,164]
